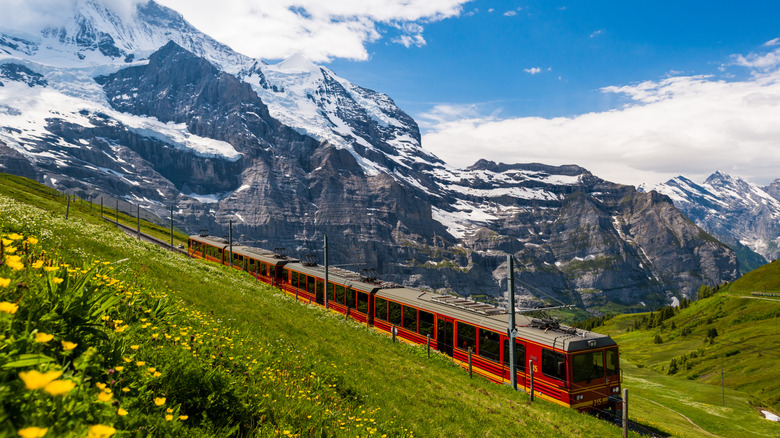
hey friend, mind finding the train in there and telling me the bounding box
[188,233,622,412]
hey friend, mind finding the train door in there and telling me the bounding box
[436,317,454,357]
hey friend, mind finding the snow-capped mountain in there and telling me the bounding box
[641,171,780,270]
[0,0,739,311]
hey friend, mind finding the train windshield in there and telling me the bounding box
[572,350,605,382]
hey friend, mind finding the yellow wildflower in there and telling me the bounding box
[19,370,62,390]
[96,382,107,390]
[0,301,18,313]
[154,397,166,406]
[147,368,156,373]
[136,361,145,367]
[34,333,53,343]
[26,237,38,245]
[114,325,128,333]
[130,345,139,350]
[1,238,11,246]
[121,388,130,393]
[31,260,44,269]
[61,341,77,351]
[6,256,24,271]
[44,380,76,396]
[123,357,131,363]
[5,246,16,254]
[166,408,173,414]
[153,372,161,378]
[179,415,188,420]
[165,415,173,421]
[97,391,112,402]
[117,408,128,416]
[7,233,22,241]
[114,366,124,372]
[86,425,116,438]
[17,426,48,438]
[51,277,63,285]
[43,267,57,272]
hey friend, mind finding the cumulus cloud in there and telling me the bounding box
[156,0,470,61]
[589,29,604,38]
[421,50,780,186]
[503,10,517,17]
[524,67,541,74]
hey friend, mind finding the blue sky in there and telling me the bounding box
[159,0,780,185]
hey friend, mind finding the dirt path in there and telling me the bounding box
[633,394,722,438]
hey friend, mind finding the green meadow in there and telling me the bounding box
[1,173,632,437]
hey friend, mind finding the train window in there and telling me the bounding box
[335,284,345,304]
[403,306,417,332]
[291,271,298,288]
[388,301,402,325]
[261,263,267,277]
[346,288,356,309]
[542,349,566,381]
[572,351,605,382]
[456,323,476,352]
[503,340,526,372]
[316,281,324,304]
[478,330,500,363]
[375,298,387,321]
[327,282,335,302]
[418,311,434,337]
[357,292,368,313]
[307,276,315,294]
[606,349,618,376]
[281,269,288,282]
[269,265,276,278]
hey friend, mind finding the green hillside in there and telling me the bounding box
[0,173,631,437]
[593,261,780,437]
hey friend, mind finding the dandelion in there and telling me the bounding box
[1,238,11,246]
[117,408,128,416]
[136,361,145,366]
[7,233,22,241]
[51,278,63,285]
[0,278,12,288]
[61,341,77,351]
[121,388,130,393]
[114,325,128,333]
[6,256,24,271]
[35,333,53,343]
[130,345,139,350]
[26,237,38,245]
[97,391,112,402]
[114,366,124,372]
[96,382,107,390]
[148,368,156,373]
[44,380,76,396]
[166,408,173,414]
[19,370,62,390]
[86,425,116,438]
[165,415,173,421]
[31,260,44,269]
[17,426,48,438]
[0,301,18,313]
[154,397,166,406]
[179,415,188,420]
[43,267,57,272]
[122,357,131,363]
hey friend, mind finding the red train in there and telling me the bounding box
[189,234,622,412]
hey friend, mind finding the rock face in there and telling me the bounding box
[642,172,780,271]
[0,1,741,312]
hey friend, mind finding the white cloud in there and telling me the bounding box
[156,0,470,61]
[590,29,604,38]
[524,67,542,75]
[0,0,144,34]
[503,10,517,17]
[764,37,780,47]
[421,54,780,186]
[731,47,780,71]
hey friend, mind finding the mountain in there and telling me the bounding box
[641,172,780,272]
[0,0,739,312]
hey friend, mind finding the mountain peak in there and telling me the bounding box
[274,53,321,74]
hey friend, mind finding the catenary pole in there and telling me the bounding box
[324,234,329,310]
[508,254,517,391]
[170,205,174,250]
[229,220,233,268]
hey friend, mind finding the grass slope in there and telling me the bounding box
[0,173,628,436]
[593,261,780,437]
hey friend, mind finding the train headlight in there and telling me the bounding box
[587,340,597,347]
[575,395,584,401]
[612,387,620,393]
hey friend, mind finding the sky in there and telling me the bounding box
[12,0,778,186]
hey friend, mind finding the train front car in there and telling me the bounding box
[518,319,621,412]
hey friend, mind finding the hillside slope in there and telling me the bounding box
[0,173,629,437]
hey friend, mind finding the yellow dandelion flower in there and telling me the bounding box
[34,333,53,343]
[5,246,17,254]
[117,408,128,416]
[96,382,107,390]
[114,325,128,333]
[17,426,48,438]
[179,415,188,420]
[44,379,76,396]
[51,278,63,285]
[121,387,130,393]
[147,367,156,373]
[136,361,145,367]
[113,320,123,325]
[166,408,173,414]
[7,233,22,241]
[165,414,173,421]
[114,366,124,372]
[86,425,116,438]
[26,237,39,245]
[43,266,57,272]
[122,357,131,363]
[97,391,112,402]
[154,397,166,406]
[6,256,24,271]
[1,238,12,246]
[31,260,44,269]
[19,370,62,390]
[153,372,161,378]
[130,345,139,350]
[61,341,77,351]
[0,300,18,313]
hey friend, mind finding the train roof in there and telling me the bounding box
[376,287,616,353]
[189,235,297,265]
[284,262,383,294]
[190,234,229,247]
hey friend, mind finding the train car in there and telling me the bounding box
[188,237,621,412]
[188,235,295,286]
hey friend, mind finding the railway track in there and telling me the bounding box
[104,217,188,255]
